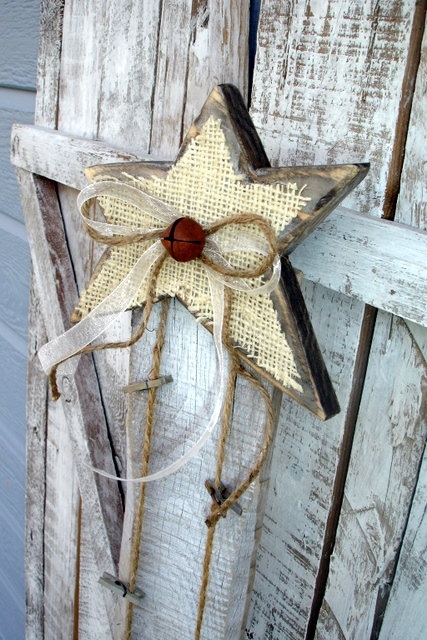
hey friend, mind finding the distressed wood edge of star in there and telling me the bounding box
[81,84,369,420]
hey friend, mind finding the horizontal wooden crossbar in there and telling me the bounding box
[11,124,427,327]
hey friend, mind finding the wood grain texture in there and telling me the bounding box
[379,444,427,638]
[17,169,123,636]
[291,207,427,327]
[245,284,366,639]
[2,109,35,221]
[376,18,427,637]
[25,277,47,640]
[395,18,427,231]
[23,1,263,637]
[43,393,79,640]
[11,125,427,329]
[118,301,272,639]
[316,3,427,638]
[35,0,64,127]
[10,124,147,190]
[246,1,425,637]
[316,313,427,638]
[250,0,414,218]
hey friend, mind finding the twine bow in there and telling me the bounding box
[38,181,281,482]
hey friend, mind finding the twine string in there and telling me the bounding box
[124,298,170,640]
[195,289,275,638]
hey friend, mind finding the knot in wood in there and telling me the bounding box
[161,217,206,262]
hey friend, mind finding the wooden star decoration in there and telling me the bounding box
[74,85,368,420]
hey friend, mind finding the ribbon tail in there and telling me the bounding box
[88,267,229,483]
[38,240,166,374]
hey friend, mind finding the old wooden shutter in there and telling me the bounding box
[12,1,426,638]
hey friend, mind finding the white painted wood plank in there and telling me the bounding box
[246,1,421,637]
[395,16,427,231]
[78,501,113,640]
[379,444,427,639]
[34,0,63,128]
[290,207,427,327]
[375,22,427,638]
[316,313,427,638]
[317,12,427,638]
[246,284,366,639]
[2,110,35,221]
[10,125,427,327]
[119,301,270,640]
[17,168,123,637]
[20,3,79,637]
[10,124,147,190]
[25,278,47,640]
[182,0,250,134]
[250,0,414,218]
[43,396,80,640]
[97,0,163,153]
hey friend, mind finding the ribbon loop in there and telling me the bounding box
[39,181,281,483]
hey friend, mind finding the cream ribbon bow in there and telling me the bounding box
[38,181,281,482]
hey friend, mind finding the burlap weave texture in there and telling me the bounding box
[74,118,312,392]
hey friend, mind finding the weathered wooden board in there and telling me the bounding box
[19,0,276,638]
[317,8,427,637]
[18,168,123,636]
[246,285,366,638]
[290,208,427,328]
[117,301,271,639]
[245,1,425,638]
[379,443,427,638]
[11,126,427,329]
[18,0,427,638]
[316,313,427,638]
[25,277,47,640]
[249,0,414,218]
[1,109,36,221]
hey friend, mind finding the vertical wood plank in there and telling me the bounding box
[25,2,75,636]
[379,444,427,638]
[18,168,123,637]
[245,1,421,637]
[119,301,271,639]
[49,1,259,638]
[395,16,427,231]
[245,286,365,639]
[317,8,427,637]
[316,313,427,638]
[25,276,47,640]
[35,0,64,127]
[53,3,164,635]
[43,399,80,640]
[250,0,413,217]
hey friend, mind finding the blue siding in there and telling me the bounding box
[0,1,40,638]
[0,1,40,89]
